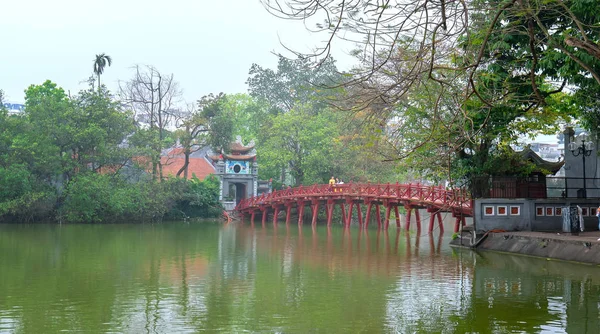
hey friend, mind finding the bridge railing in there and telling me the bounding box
[236,182,472,213]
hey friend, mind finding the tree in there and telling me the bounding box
[258,104,342,185]
[261,0,600,154]
[119,65,182,180]
[93,53,112,91]
[173,94,233,179]
[247,55,341,115]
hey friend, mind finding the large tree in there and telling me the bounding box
[119,65,182,180]
[262,0,599,184]
[173,94,233,179]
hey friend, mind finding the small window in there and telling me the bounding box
[545,207,554,216]
[536,207,544,216]
[484,206,495,216]
[555,207,563,216]
[510,206,520,216]
[497,206,508,216]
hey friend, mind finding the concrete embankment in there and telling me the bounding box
[451,229,600,265]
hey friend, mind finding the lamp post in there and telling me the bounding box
[568,133,594,198]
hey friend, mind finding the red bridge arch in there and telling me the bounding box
[235,183,473,232]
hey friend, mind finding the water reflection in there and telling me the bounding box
[1,223,600,332]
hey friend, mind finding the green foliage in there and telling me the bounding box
[1,81,222,223]
[61,173,223,223]
[0,164,55,222]
[168,175,223,219]
[247,55,341,115]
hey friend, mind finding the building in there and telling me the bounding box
[473,127,600,232]
[3,102,25,115]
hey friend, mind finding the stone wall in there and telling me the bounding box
[475,198,599,232]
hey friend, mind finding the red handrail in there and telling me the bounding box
[235,182,472,215]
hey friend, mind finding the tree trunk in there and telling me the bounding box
[176,150,191,179]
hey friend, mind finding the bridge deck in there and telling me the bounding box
[236,183,472,232]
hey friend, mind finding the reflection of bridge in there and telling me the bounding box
[236,183,473,232]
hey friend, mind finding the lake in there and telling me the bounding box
[1,222,599,333]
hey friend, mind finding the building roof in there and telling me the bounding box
[518,147,564,175]
[230,141,255,153]
[161,155,215,180]
[208,153,256,161]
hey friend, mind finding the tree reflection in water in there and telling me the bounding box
[1,223,600,332]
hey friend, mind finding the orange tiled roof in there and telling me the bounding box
[161,155,215,179]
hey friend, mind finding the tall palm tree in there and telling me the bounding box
[93,53,112,91]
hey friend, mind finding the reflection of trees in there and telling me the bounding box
[0,223,218,333]
[3,224,598,332]
[452,251,600,333]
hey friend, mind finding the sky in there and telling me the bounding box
[0,0,355,104]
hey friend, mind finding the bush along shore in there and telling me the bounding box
[1,171,223,224]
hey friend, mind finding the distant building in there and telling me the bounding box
[3,102,25,115]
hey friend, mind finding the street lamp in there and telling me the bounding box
[568,133,594,198]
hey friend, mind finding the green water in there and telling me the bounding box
[1,222,599,333]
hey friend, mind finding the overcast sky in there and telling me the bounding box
[1,0,355,104]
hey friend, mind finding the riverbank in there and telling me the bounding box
[450,229,600,265]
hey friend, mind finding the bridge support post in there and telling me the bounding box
[340,203,347,226]
[394,206,401,228]
[311,201,319,226]
[428,210,436,232]
[357,204,363,226]
[297,201,305,226]
[272,206,279,225]
[365,202,373,228]
[285,204,292,225]
[346,201,354,228]
[453,214,466,233]
[436,212,444,232]
[250,211,256,226]
[384,203,392,230]
[326,200,335,226]
[405,207,412,231]
[375,204,381,228]
[415,208,421,231]
[261,208,268,227]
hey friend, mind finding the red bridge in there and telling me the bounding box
[235,183,473,232]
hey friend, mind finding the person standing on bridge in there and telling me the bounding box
[329,176,335,192]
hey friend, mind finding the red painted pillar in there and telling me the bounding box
[250,211,256,225]
[340,203,347,225]
[394,206,401,228]
[272,206,279,225]
[285,205,292,225]
[311,202,319,226]
[357,204,363,226]
[297,202,305,226]
[415,209,421,231]
[346,202,354,228]
[385,204,392,230]
[261,209,268,227]
[405,207,412,231]
[428,211,436,232]
[326,200,335,226]
[436,212,444,232]
[365,203,373,228]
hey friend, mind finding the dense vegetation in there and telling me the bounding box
[3,0,600,223]
[0,56,400,224]
[0,78,225,223]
